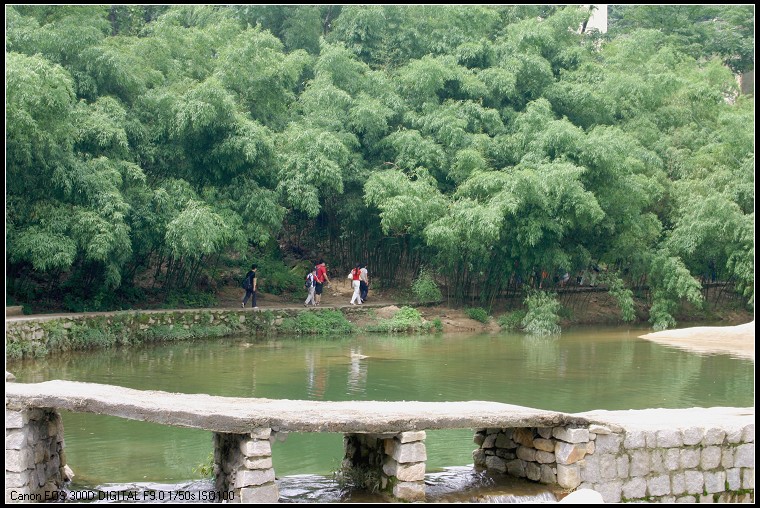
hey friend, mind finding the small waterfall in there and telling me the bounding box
[474,491,558,503]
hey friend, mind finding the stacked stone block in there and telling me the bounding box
[343,431,427,501]
[578,422,755,503]
[5,408,67,503]
[213,428,278,503]
[473,422,754,503]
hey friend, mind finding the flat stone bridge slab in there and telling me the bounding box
[5,380,591,433]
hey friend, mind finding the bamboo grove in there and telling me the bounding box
[5,5,755,328]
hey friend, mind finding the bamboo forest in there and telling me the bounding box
[5,5,755,330]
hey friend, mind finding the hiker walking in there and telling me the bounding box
[241,264,258,309]
[348,263,362,305]
[314,259,330,306]
[304,267,317,307]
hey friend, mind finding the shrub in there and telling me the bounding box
[365,306,432,333]
[333,463,381,494]
[465,307,490,323]
[249,258,303,296]
[163,290,217,309]
[411,268,442,303]
[522,290,561,336]
[497,310,526,330]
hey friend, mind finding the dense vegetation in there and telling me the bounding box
[5,5,754,329]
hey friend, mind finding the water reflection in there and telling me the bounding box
[6,326,754,501]
[305,350,329,400]
[521,334,561,373]
[346,348,368,396]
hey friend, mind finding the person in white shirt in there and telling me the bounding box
[304,267,317,306]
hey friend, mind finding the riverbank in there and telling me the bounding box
[212,278,754,331]
[638,321,755,360]
[7,280,753,360]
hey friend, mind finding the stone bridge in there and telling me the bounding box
[5,380,754,503]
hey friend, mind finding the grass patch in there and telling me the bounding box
[365,306,433,333]
[332,464,382,494]
[280,310,357,335]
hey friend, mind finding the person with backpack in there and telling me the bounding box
[304,267,317,307]
[348,263,362,305]
[241,264,258,309]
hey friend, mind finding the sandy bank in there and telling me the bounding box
[639,321,754,360]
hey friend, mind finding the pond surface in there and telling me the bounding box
[7,325,754,502]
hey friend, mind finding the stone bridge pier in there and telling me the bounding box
[342,431,427,501]
[5,407,69,503]
[212,429,428,503]
[213,429,279,503]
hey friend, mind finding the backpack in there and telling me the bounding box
[241,272,252,290]
[304,273,314,289]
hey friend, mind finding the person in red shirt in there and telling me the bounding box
[348,263,362,305]
[314,259,330,306]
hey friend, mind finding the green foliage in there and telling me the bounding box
[5,5,753,318]
[280,310,356,335]
[166,201,232,259]
[364,168,446,236]
[365,306,432,333]
[216,26,311,127]
[410,268,443,303]
[522,290,561,336]
[465,307,490,323]
[251,258,305,296]
[6,337,48,360]
[649,298,678,332]
[163,290,218,309]
[602,272,636,322]
[646,251,704,329]
[276,125,351,218]
[609,5,755,74]
[192,452,215,479]
[498,310,527,331]
[332,463,382,495]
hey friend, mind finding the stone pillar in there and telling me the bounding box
[383,431,427,501]
[342,431,427,502]
[5,407,68,503]
[473,426,574,487]
[214,428,278,503]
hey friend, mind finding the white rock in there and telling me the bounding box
[559,488,604,503]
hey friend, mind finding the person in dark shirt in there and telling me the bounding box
[241,264,258,309]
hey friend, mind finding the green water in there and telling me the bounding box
[7,326,754,494]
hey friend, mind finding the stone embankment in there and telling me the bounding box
[5,305,381,360]
[5,380,754,504]
[475,407,754,503]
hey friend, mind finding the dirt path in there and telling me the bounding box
[638,321,755,361]
[7,280,754,356]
